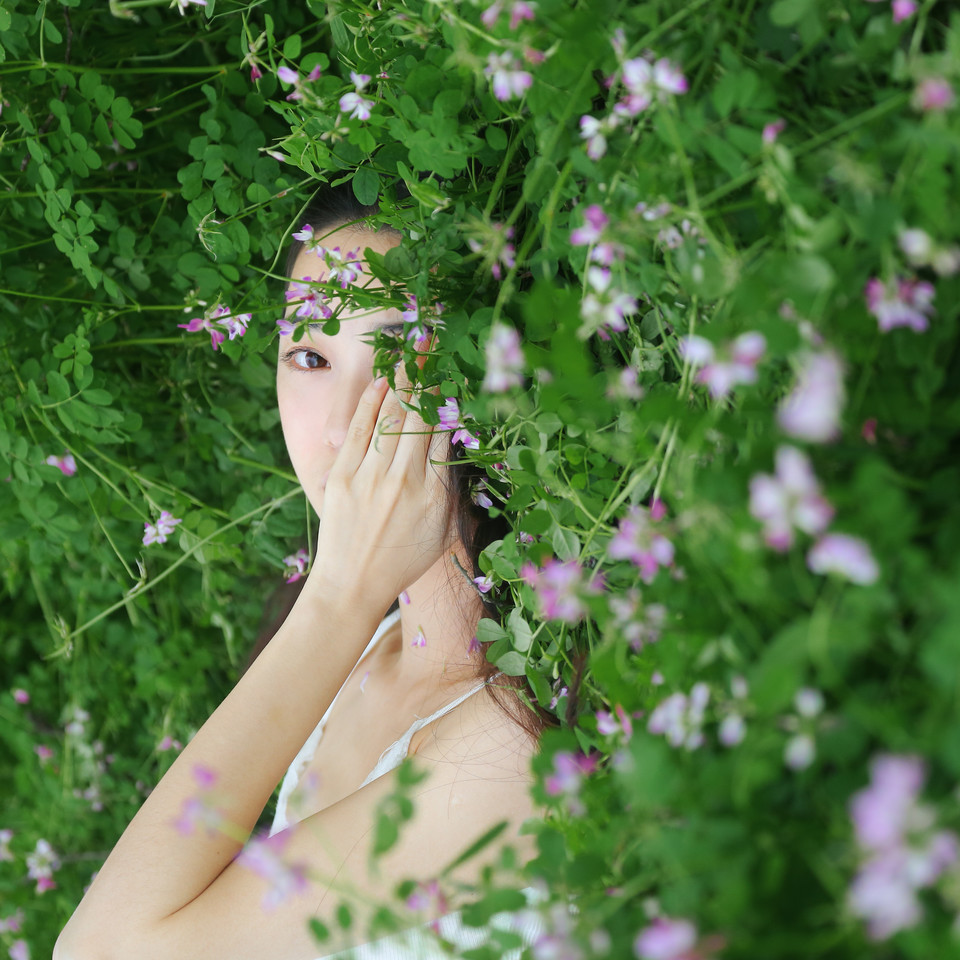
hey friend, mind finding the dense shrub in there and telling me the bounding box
[2,0,959,957]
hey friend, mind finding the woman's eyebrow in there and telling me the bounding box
[306,320,405,333]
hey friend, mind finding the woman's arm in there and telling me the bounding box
[54,580,385,959]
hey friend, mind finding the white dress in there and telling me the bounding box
[270,608,549,959]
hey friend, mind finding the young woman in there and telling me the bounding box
[55,188,549,960]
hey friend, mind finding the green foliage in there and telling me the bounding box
[2,0,960,957]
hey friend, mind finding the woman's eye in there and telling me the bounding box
[285,349,329,371]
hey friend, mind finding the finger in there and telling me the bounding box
[329,375,391,479]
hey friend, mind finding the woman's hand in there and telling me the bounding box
[306,346,451,616]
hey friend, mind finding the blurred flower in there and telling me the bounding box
[795,687,824,718]
[570,204,609,246]
[679,332,765,400]
[718,713,746,747]
[784,733,816,771]
[0,908,24,933]
[898,228,934,264]
[282,547,310,584]
[579,114,618,160]
[406,878,450,934]
[617,56,688,117]
[484,52,534,101]
[608,505,674,582]
[340,91,374,121]
[468,222,516,280]
[912,76,955,112]
[276,64,321,101]
[0,829,12,861]
[648,683,710,751]
[606,366,645,401]
[64,705,90,737]
[544,750,597,815]
[730,675,749,699]
[864,276,935,333]
[749,445,834,551]
[581,267,637,340]
[847,753,959,939]
[438,397,480,450]
[9,941,29,960]
[157,735,183,752]
[891,0,917,24]
[762,118,786,143]
[45,451,77,476]
[777,348,845,443]
[143,510,183,547]
[399,294,443,349]
[173,0,206,13]
[807,533,879,585]
[26,838,60,894]
[482,323,525,391]
[633,915,698,959]
[12,688,28,704]
[521,557,605,623]
[609,587,667,651]
[237,830,311,911]
[34,745,53,763]
[596,704,633,740]
[411,628,427,648]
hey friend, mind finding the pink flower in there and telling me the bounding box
[718,713,746,747]
[544,751,596,814]
[406,878,450,934]
[596,704,633,740]
[482,323,525,391]
[891,0,917,23]
[777,348,845,443]
[411,628,427,648]
[608,588,666,651]
[25,838,60,894]
[237,831,311,911]
[315,246,365,288]
[580,266,637,339]
[45,451,77,476]
[9,940,30,960]
[648,684,710,751]
[521,558,605,623]
[157,735,183,752]
[34,744,53,762]
[0,907,24,933]
[12,688,29,704]
[807,533,879,584]
[579,114,618,160]
[633,916,698,960]
[570,204,609,246]
[912,77,955,112]
[762,118,786,143]
[178,303,251,351]
[608,505,674,582]
[282,547,311,583]
[0,829,13,862]
[438,397,481,449]
[484,52,533,101]
[749,446,834,551]
[340,91,374,121]
[865,276,936,333]
[142,510,183,546]
[473,575,494,594]
[467,222,515,279]
[275,65,320,101]
[679,331,766,399]
[617,56,687,117]
[472,481,493,509]
[850,754,926,852]
[285,278,333,321]
[173,795,224,838]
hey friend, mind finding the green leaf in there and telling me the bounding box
[770,0,814,26]
[352,166,380,206]
[495,650,527,676]
[46,370,71,402]
[282,35,302,60]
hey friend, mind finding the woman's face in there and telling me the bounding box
[277,223,406,514]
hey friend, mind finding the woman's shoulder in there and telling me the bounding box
[409,679,539,785]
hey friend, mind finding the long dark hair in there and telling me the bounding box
[246,182,556,746]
